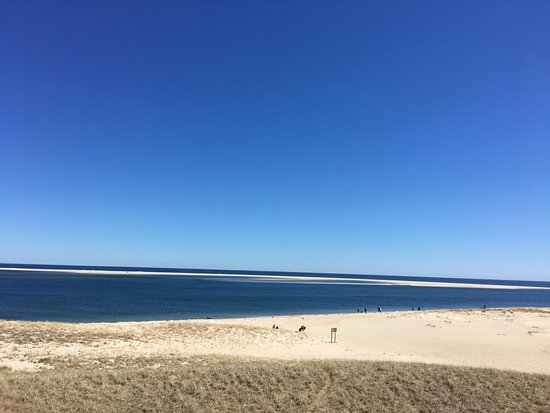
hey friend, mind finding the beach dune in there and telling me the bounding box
[1,307,549,374]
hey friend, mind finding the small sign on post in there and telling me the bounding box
[330,327,337,343]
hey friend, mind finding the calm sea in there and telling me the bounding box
[1,264,549,322]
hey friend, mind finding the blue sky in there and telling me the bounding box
[1,1,549,280]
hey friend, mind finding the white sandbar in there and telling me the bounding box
[1,266,547,290]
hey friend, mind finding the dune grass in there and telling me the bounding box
[1,357,549,413]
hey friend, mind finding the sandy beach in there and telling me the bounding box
[2,307,550,412]
[1,307,549,374]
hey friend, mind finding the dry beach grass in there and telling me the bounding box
[1,357,550,413]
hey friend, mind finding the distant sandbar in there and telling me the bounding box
[1,266,548,290]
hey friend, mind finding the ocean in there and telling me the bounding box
[1,264,549,322]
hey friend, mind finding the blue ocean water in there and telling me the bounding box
[1,264,549,322]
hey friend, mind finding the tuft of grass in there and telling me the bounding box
[0,321,134,345]
[1,357,549,413]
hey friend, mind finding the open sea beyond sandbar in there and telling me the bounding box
[1,264,549,322]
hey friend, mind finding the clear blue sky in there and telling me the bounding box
[1,1,549,280]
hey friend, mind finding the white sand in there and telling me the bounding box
[1,308,549,374]
[2,267,547,289]
[206,308,550,374]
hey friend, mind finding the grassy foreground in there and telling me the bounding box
[1,357,549,413]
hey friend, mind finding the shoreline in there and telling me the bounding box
[3,305,548,324]
[2,266,548,290]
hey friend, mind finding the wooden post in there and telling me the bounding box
[330,327,337,343]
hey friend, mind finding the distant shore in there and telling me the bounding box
[2,266,548,290]
[2,307,549,374]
